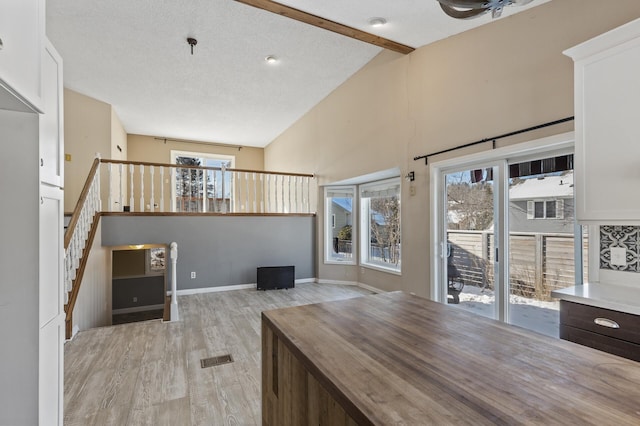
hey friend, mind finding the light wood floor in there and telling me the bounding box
[64,283,373,425]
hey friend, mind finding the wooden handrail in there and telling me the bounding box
[64,213,101,339]
[64,158,101,249]
[99,158,314,178]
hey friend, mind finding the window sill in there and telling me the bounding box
[324,259,356,266]
[361,263,402,276]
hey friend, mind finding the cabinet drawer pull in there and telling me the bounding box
[594,318,620,329]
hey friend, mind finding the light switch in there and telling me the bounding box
[610,247,627,267]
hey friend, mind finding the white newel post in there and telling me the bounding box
[170,242,179,321]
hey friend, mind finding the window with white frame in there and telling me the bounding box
[527,199,564,219]
[171,150,235,213]
[359,178,401,272]
[325,186,355,263]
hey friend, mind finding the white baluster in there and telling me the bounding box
[96,164,102,212]
[212,168,218,212]
[245,172,250,212]
[139,164,145,211]
[293,176,298,213]
[107,163,112,212]
[202,168,207,213]
[266,174,271,213]
[260,174,264,213]
[273,175,277,213]
[150,165,155,212]
[160,166,165,212]
[118,163,123,212]
[307,177,311,213]
[281,175,285,214]
[129,164,135,212]
[238,172,243,211]
[170,242,179,321]
[169,167,174,212]
[221,165,227,213]
[253,172,257,213]
[288,175,292,214]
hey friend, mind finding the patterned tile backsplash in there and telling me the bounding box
[600,225,640,272]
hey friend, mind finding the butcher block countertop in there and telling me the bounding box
[262,292,640,425]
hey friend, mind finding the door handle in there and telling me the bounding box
[594,318,620,329]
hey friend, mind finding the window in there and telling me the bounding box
[527,199,564,219]
[360,178,401,273]
[325,186,355,263]
[171,151,235,213]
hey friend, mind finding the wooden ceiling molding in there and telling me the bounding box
[234,0,415,54]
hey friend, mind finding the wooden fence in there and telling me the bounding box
[447,230,588,301]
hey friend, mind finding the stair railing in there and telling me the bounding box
[63,157,101,337]
[100,159,316,214]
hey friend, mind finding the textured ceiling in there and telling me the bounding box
[46,0,550,148]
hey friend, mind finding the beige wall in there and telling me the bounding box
[64,89,111,212]
[125,134,265,212]
[64,89,129,212]
[127,134,264,170]
[264,0,640,297]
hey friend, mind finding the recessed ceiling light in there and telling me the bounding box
[368,17,387,27]
[265,55,278,64]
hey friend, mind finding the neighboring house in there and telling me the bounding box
[509,171,574,234]
[331,198,352,239]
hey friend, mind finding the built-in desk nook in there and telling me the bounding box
[262,292,640,425]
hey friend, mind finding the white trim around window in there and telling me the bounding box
[324,186,356,265]
[359,177,401,274]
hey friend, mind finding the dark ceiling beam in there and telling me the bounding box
[234,0,415,55]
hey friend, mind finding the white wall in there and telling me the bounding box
[72,219,112,334]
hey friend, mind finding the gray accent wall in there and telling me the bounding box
[102,215,316,291]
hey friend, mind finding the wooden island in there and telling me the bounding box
[262,292,640,425]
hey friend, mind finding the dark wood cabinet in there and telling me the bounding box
[560,300,640,362]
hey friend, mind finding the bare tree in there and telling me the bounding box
[369,196,400,264]
[447,178,494,230]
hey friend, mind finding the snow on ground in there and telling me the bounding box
[451,285,560,338]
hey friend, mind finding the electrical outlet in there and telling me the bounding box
[133,297,137,302]
[610,247,627,267]
[191,271,196,279]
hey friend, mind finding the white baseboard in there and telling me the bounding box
[173,283,256,296]
[112,304,165,315]
[317,279,359,286]
[169,278,318,296]
[316,279,386,294]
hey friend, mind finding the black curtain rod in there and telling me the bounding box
[413,116,574,164]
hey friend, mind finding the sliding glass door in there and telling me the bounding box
[433,135,582,337]
[507,155,585,337]
[444,165,500,319]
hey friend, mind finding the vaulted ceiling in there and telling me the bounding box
[46,0,549,148]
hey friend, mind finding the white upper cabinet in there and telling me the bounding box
[0,0,44,112]
[565,18,640,224]
[40,40,64,187]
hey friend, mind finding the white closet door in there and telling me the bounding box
[39,185,64,426]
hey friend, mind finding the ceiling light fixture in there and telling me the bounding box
[187,37,197,55]
[368,17,387,27]
[265,55,278,64]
